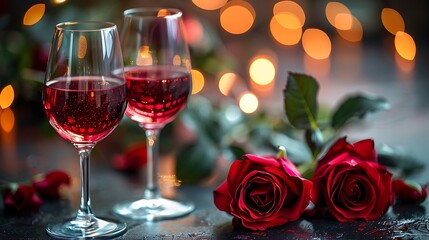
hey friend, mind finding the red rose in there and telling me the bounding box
[213,153,312,230]
[311,137,394,222]
[3,185,43,214]
[393,179,427,204]
[32,170,71,198]
[113,143,147,173]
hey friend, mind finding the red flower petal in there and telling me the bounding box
[393,179,427,204]
[3,185,42,214]
[113,143,147,173]
[353,139,377,163]
[213,153,312,230]
[312,138,393,222]
[213,181,232,213]
[32,170,71,198]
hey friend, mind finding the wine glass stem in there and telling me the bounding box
[74,144,95,224]
[144,129,161,199]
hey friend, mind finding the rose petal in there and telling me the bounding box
[312,138,393,222]
[393,179,427,204]
[353,139,377,163]
[32,170,70,198]
[213,181,232,213]
[214,153,312,230]
[3,185,42,214]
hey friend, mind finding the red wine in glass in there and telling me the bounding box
[43,21,127,239]
[44,76,127,143]
[125,66,191,129]
[113,8,194,221]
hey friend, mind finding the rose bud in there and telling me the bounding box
[3,184,43,214]
[393,179,427,204]
[32,170,71,199]
[311,137,394,222]
[213,148,312,230]
[113,143,147,173]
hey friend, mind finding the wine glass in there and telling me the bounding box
[113,8,194,220]
[43,21,127,238]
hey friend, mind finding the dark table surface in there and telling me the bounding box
[1,157,429,240]
[2,41,429,239]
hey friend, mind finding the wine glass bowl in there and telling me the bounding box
[43,21,127,238]
[113,8,194,220]
[44,76,126,143]
[124,65,191,130]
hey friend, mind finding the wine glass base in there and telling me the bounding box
[46,216,127,239]
[113,197,195,221]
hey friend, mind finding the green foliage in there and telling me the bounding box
[176,142,218,184]
[176,97,247,183]
[175,96,303,183]
[331,95,390,130]
[282,72,424,179]
[283,72,319,130]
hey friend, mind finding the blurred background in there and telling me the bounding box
[1,0,428,184]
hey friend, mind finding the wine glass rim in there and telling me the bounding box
[56,21,117,32]
[123,8,183,19]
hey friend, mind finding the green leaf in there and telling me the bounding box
[176,142,218,184]
[304,128,324,159]
[283,72,319,130]
[180,96,223,143]
[331,95,390,129]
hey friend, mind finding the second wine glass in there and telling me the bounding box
[113,8,194,220]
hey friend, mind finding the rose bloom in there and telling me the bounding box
[3,185,43,214]
[311,137,394,222]
[32,170,71,199]
[213,153,312,230]
[393,179,427,204]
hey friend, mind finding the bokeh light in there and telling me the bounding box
[326,2,351,29]
[249,58,276,86]
[381,8,405,35]
[157,9,170,17]
[273,1,305,29]
[23,4,45,26]
[0,85,15,109]
[336,16,363,42]
[173,55,181,66]
[191,69,205,94]
[270,16,302,46]
[394,31,416,60]
[183,17,204,45]
[334,13,353,30]
[136,45,153,66]
[220,0,255,35]
[239,92,258,114]
[0,108,15,133]
[192,0,228,10]
[302,28,331,60]
[274,13,301,29]
[52,0,67,4]
[78,36,87,59]
[219,72,238,96]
